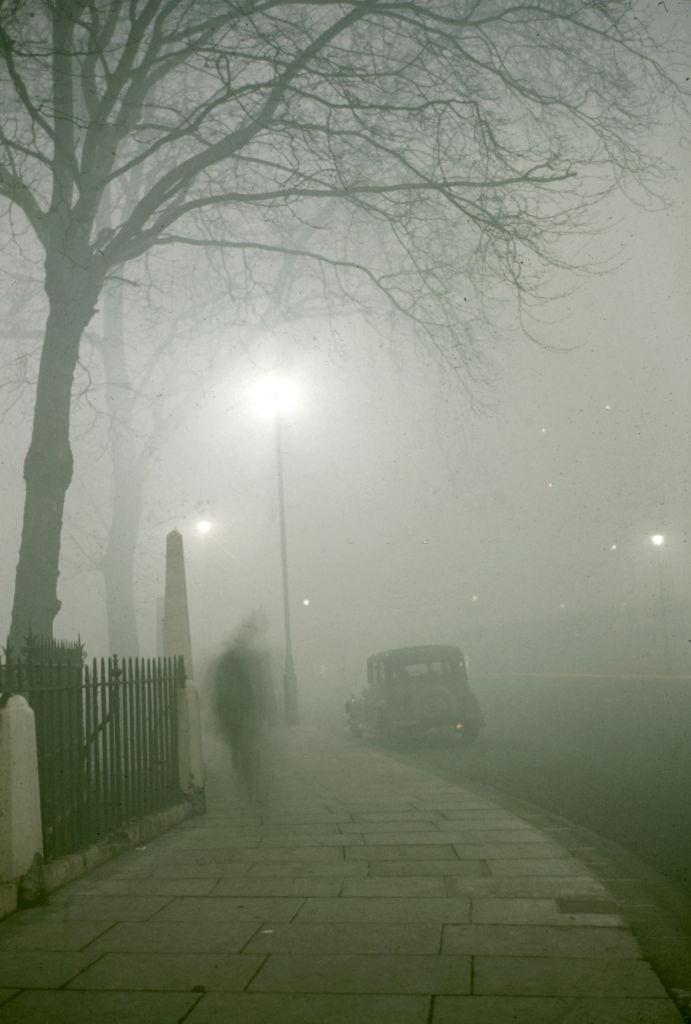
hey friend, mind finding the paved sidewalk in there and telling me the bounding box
[0,727,683,1023]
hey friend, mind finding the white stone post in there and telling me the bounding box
[0,695,43,914]
[161,528,205,804]
[177,683,206,800]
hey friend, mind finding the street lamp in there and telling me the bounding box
[650,533,671,674]
[252,375,300,725]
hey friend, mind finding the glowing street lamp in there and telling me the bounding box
[250,375,299,418]
[252,375,300,725]
[196,519,213,536]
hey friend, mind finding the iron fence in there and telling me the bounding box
[1,643,185,860]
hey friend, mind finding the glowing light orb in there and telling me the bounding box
[251,375,299,417]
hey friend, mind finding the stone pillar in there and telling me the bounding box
[177,684,206,804]
[0,695,43,916]
[162,529,194,679]
[155,596,165,658]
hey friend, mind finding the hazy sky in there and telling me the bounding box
[1,151,688,680]
[0,4,689,691]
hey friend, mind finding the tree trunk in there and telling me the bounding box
[9,261,99,648]
[99,279,142,655]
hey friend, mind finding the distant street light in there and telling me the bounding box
[252,375,300,725]
[650,533,671,674]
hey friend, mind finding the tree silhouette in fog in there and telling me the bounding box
[0,0,685,643]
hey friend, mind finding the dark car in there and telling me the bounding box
[346,644,484,744]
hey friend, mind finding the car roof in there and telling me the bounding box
[368,645,464,664]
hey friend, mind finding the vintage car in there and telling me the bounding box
[345,644,484,744]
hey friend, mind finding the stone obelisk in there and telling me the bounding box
[162,529,194,680]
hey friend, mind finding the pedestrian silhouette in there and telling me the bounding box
[213,611,273,800]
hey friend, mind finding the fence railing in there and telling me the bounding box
[1,645,185,860]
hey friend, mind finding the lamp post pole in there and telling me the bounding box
[651,535,671,676]
[275,414,298,724]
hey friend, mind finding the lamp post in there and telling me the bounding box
[275,415,299,723]
[650,533,671,675]
[252,376,300,725]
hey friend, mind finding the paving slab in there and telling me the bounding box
[83,920,262,954]
[0,951,100,989]
[439,811,527,822]
[61,877,219,896]
[166,824,246,836]
[26,895,172,921]
[247,861,367,877]
[413,801,498,811]
[211,876,342,897]
[453,843,569,860]
[445,875,610,898]
[439,830,553,844]
[258,815,355,825]
[435,819,535,831]
[164,834,259,849]
[185,992,431,1023]
[368,859,489,877]
[442,924,641,957]
[259,833,364,847]
[473,955,667,997]
[365,831,545,846]
[249,954,471,993]
[0,917,111,951]
[488,856,588,874]
[231,845,344,862]
[328,803,417,812]
[139,848,246,865]
[68,951,265,991]
[340,820,439,833]
[294,897,470,923]
[0,991,200,1023]
[470,897,624,927]
[346,844,457,860]
[340,876,446,897]
[432,995,683,1023]
[350,811,443,823]
[244,922,442,955]
[150,861,253,878]
[255,821,348,833]
[151,896,302,922]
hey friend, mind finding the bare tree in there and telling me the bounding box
[0,0,684,643]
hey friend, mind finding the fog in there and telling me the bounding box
[3,168,688,695]
[0,0,690,918]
